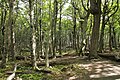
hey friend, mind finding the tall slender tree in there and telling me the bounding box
[29,0,37,68]
[8,0,15,60]
[51,0,58,58]
[0,0,7,68]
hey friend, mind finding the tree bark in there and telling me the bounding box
[112,26,117,49]
[51,0,58,58]
[59,1,62,56]
[109,23,112,51]
[79,13,89,56]
[29,0,37,68]
[8,0,15,61]
[72,3,77,50]
[0,0,7,68]
[99,14,105,53]
[89,0,101,59]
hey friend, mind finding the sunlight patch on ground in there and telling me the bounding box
[69,76,77,80]
[79,60,120,79]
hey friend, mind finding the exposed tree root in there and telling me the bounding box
[34,62,52,73]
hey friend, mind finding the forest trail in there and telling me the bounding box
[79,58,120,80]
[47,54,120,80]
[39,54,120,80]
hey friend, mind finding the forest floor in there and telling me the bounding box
[45,54,120,80]
[1,51,120,80]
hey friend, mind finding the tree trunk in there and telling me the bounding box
[99,0,107,53]
[51,0,58,58]
[79,13,89,56]
[99,14,105,52]
[89,0,101,59]
[0,1,7,68]
[29,0,36,68]
[109,23,112,51]
[112,26,117,49]
[38,0,42,59]
[73,6,77,50]
[118,35,120,47]
[8,0,15,61]
[59,1,62,56]
[32,27,36,69]
[44,37,49,67]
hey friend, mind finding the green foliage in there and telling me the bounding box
[19,74,45,80]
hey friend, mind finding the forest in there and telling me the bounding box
[0,0,120,80]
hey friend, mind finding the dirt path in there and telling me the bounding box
[44,55,120,80]
[46,55,120,80]
[51,55,120,80]
[80,59,120,80]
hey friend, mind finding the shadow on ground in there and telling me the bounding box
[79,59,120,80]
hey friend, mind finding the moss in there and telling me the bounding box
[18,73,54,80]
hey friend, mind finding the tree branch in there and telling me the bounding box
[105,0,119,24]
[81,0,89,12]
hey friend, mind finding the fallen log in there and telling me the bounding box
[6,69,52,75]
[98,53,120,61]
[16,56,87,67]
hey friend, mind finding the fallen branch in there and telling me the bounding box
[6,63,18,80]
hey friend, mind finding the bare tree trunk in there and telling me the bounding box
[39,0,43,58]
[44,36,50,67]
[112,26,117,49]
[109,23,112,51]
[99,13,105,53]
[50,0,54,58]
[8,0,15,61]
[79,13,89,56]
[58,1,62,56]
[72,5,77,50]
[51,0,58,58]
[0,0,7,68]
[118,35,120,47]
[89,0,101,59]
[29,0,36,68]
[99,0,107,52]
[32,27,36,69]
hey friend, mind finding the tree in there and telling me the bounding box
[51,0,58,58]
[99,0,119,52]
[29,0,37,68]
[0,0,7,68]
[8,0,15,60]
[89,0,101,58]
[58,0,66,56]
[71,1,77,50]
[99,0,108,52]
